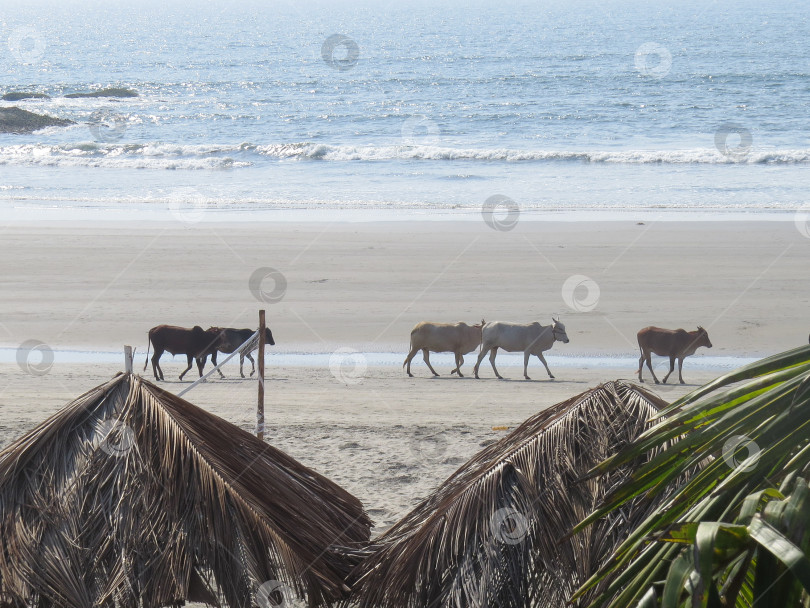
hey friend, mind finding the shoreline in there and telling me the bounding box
[0,347,762,371]
[1,201,807,224]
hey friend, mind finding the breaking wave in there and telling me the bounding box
[1,141,809,169]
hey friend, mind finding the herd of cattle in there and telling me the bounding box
[144,321,713,385]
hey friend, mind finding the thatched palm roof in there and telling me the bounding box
[347,380,668,608]
[0,372,370,608]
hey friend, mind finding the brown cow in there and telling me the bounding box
[404,320,484,378]
[207,327,276,378]
[637,326,712,384]
[143,325,222,381]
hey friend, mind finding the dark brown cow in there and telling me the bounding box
[637,326,712,384]
[143,325,222,381]
[207,327,275,378]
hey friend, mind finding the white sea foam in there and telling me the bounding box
[1,141,809,170]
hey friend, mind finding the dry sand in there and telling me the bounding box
[1,218,809,532]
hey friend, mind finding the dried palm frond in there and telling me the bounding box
[347,380,668,608]
[0,372,371,608]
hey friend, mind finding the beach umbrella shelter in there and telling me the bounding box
[348,380,669,608]
[0,372,371,608]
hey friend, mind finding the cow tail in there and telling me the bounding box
[143,334,151,372]
[403,332,414,368]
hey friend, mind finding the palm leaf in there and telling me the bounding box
[346,380,669,608]
[572,345,810,608]
[0,372,371,608]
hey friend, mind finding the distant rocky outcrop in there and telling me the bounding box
[65,87,138,99]
[0,107,74,133]
[2,92,50,101]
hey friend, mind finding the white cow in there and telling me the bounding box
[404,320,484,378]
[473,319,570,380]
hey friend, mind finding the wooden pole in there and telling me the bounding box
[257,309,266,441]
[124,345,133,374]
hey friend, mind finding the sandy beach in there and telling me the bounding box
[1,218,808,532]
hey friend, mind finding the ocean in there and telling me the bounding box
[1,0,808,219]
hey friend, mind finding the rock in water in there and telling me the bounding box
[65,87,138,98]
[2,92,50,101]
[0,107,74,133]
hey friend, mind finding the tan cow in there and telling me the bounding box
[404,320,484,378]
[637,326,712,384]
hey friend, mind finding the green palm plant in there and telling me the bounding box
[573,344,810,607]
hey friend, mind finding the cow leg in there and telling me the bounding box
[152,349,164,381]
[454,353,465,377]
[403,347,419,377]
[246,353,256,377]
[536,352,554,379]
[239,354,246,379]
[196,356,206,378]
[637,351,645,382]
[678,358,685,384]
[473,347,489,379]
[645,353,660,384]
[422,349,440,376]
[179,354,194,381]
[523,351,531,380]
[489,347,503,380]
[211,351,225,379]
[662,355,676,384]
